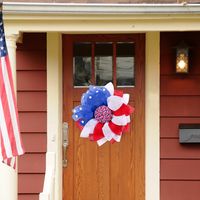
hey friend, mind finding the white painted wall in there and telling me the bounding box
[0,164,17,200]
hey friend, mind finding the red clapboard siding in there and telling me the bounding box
[17,51,46,70]
[161,139,200,159]
[17,33,46,51]
[19,112,47,133]
[17,92,47,111]
[17,71,47,91]
[18,174,45,193]
[160,181,200,200]
[161,75,200,96]
[21,133,46,153]
[160,117,200,138]
[161,160,200,180]
[18,154,45,173]
[19,194,39,200]
[161,96,200,117]
[17,33,47,200]
[160,32,200,200]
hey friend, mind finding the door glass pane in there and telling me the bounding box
[116,42,135,86]
[73,43,92,86]
[95,43,113,86]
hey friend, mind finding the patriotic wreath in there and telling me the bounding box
[72,82,134,146]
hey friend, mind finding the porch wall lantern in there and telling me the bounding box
[176,42,189,74]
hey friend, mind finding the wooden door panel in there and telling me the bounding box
[74,132,99,200]
[110,132,135,199]
[63,34,145,200]
[74,133,110,200]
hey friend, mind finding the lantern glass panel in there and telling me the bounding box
[176,47,189,73]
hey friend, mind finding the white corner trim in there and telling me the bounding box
[145,32,160,200]
[3,2,200,15]
[47,32,62,153]
[39,152,56,200]
[47,32,63,200]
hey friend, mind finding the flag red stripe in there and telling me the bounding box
[6,158,11,167]
[0,58,18,157]
[3,157,16,169]
[0,65,12,158]
[4,57,23,155]
[4,56,24,155]
[0,57,18,156]
[0,132,7,160]
[5,56,20,128]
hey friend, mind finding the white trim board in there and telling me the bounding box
[145,32,160,200]
[3,2,200,15]
[47,33,62,200]
[3,4,200,35]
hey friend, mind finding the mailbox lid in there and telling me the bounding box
[179,124,200,143]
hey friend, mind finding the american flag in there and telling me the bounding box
[0,12,24,168]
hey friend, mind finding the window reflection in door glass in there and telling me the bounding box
[73,43,92,86]
[95,43,113,86]
[116,42,135,86]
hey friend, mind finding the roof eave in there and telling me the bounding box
[3,2,200,15]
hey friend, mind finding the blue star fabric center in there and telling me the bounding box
[72,85,111,126]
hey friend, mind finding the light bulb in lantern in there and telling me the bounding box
[176,45,189,73]
[177,60,186,70]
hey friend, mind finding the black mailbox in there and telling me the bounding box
[179,124,200,143]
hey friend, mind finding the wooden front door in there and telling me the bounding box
[63,34,145,200]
